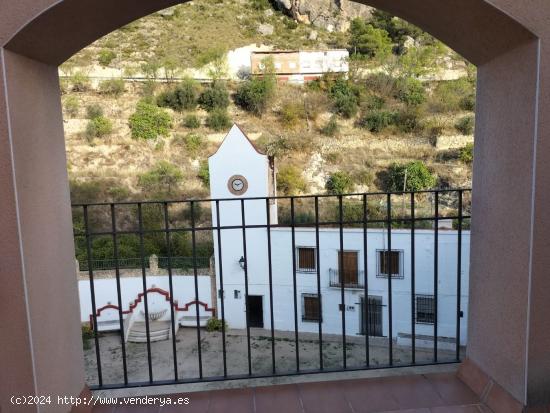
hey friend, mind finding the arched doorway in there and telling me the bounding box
[1,0,548,409]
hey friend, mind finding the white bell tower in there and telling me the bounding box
[208,125,277,329]
[208,124,277,226]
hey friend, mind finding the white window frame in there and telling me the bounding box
[376,249,404,279]
[301,293,321,322]
[296,246,317,273]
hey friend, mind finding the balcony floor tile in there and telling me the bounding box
[94,372,488,413]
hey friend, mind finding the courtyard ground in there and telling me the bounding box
[85,328,461,387]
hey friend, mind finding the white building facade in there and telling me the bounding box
[210,125,470,347]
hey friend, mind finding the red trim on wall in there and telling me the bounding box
[89,287,214,329]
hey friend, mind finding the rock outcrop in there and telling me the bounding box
[273,0,373,32]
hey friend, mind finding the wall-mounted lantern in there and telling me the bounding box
[238,256,246,270]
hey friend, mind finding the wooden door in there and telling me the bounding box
[338,251,358,286]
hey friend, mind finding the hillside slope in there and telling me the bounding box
[62,0,474,204]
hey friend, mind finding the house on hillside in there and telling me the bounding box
[250,49,349,83]
[209,125,470,349]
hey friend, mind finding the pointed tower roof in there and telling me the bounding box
[209,124,265,158]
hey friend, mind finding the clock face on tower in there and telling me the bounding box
[227,175,249,196]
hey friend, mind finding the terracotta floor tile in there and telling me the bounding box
[207,388,254,413]
[298,380,353,413]
[161,391,210,413]
[342,378,401,413]
[94,372,487,413]
[253,384,303,413]
[425,373,480,406]
[380,375,446,409]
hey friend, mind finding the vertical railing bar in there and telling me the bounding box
[83,205,103,387]
[190,201,203,379]
[314,196,323,370]
[265,199,276,375]
[110,204,128,385]
[362,194,369,367]
[163,202,178,381]
[387,194,393,366]
[434,191,439,363]
[240,199,252,376]
[410,194,416,365]
[455,190,463,361]
[137,203,154,383]
[290,198,300,372]
[338,195,347,369]
[215,200,228,377]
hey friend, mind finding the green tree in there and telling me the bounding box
[157,78,199,112]
[277,165,307,195]
[85,116,113,140]
[329,77,359,118]
[138,161,183,195]
[326,171,355,195]
[357,110,396,133]
[129,101,172,140]
[198,81,230,112]
[349,19,393,59]
[395,77,426,106]
[205,108,232,131]
[385,161,437,192]
[369,10,423,46]
[234,57,276,116]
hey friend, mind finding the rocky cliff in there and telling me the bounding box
[273,0,373,32]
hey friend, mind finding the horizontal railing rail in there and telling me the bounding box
[74,188,471,390]
[328,268,365,289]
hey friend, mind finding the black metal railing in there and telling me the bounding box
[78,256,210,272]
[73,188,471,390]
[328,268,365,289]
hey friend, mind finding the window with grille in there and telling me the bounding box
[297,247,316,272]
[415,295,435,324]
[302,294,321,322]
[377,250,403,279]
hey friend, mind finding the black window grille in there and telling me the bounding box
[297,247,316,272]
[416,295,436,324]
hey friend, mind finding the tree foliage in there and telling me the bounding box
[349,19,393,59]
[277,165,307,195]
[326,171,355,195]
[157,78,199,111]
[385,161,436,192]
[129,101,172,140]
[198,81,230,112]
[138,161,183,194]
[234,58,276,116]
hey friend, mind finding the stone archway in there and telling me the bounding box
[1,1,549,411]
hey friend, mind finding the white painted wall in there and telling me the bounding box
[299,50,349,74]
[214,227,470,346]
[78,275,212,326]
[207,124,470,347]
